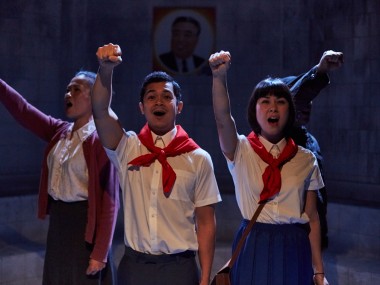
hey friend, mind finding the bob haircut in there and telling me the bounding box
[247,77,296,138]
[139,71,182,104]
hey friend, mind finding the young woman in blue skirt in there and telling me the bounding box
[209,51,328,285]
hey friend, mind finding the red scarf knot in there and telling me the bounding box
[128,124,199,197]
[247,132,298,203]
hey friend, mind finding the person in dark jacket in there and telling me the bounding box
[282,50,344,250]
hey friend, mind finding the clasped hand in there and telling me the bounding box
[96,43,123,68]
[316,50,344,73]
[208,50,231,76]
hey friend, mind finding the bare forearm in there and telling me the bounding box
[209,51,238,159]
[197,222,216,285]
[212,75,231,123]
[305,191,325,275]
[92,66,114,119]
[212,75,237,159]
[196,205,217,285]
[309,219,324,273]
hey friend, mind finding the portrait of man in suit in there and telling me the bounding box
[153,7,215,75]
[159,16,205,73]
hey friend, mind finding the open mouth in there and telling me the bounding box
[153,111,165,116]
[268,117,279,123]
[66,101,73,108]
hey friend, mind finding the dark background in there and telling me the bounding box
[0,0,379,207]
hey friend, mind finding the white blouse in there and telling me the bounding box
[227,134,324,224]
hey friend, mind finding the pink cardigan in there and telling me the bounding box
[0,79,119,263]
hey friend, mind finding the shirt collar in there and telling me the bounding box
[80,120,96,141]
[68,119,96,142]
[258,135,287,153]
[152,126,177,147]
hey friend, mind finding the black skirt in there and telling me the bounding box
[43,198,116,285]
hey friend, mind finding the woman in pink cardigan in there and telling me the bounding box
[0,71,119,284]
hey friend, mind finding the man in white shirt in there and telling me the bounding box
[92,43,221,285]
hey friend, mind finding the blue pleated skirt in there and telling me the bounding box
[230,221,313,285]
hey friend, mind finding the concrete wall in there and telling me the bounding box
[0,0,379,206]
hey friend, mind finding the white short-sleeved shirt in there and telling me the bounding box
[106,129,221,254]
[227,134,324,224]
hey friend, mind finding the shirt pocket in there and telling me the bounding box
[168,169,195,202]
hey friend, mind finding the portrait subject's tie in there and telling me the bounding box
[182,59,188,73]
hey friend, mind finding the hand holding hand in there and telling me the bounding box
[209,51,231,77]
[316,50,344,74]
[86,258,106,276]
[96,43,123,69]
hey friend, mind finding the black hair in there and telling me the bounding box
[172,16,201,36]
[139,71,182,103]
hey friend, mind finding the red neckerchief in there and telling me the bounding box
[128,123,199,197]
[247,132,298,203]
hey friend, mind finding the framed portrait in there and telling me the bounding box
[152,7,216,76]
